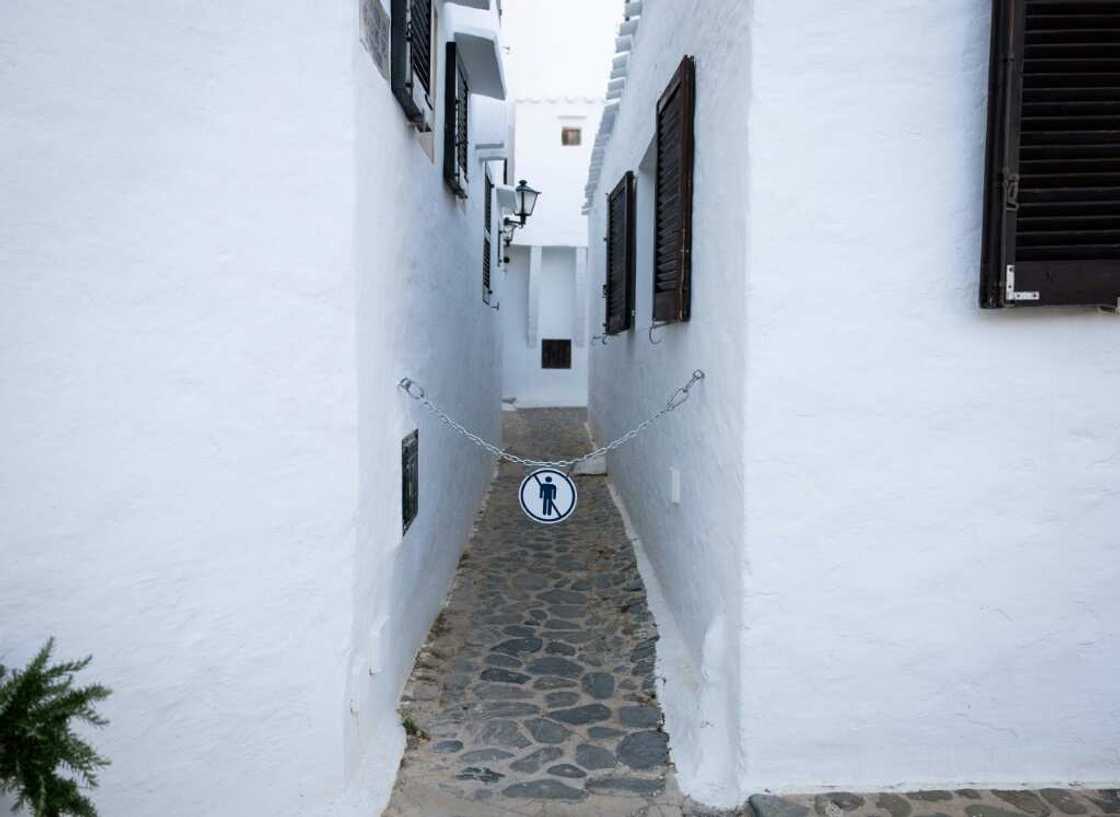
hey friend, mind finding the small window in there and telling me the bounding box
[443,42,469,198]
[561,127,582,146]
[605,171,637,334]
[402,430,419,534]
[653,56,696,323]
[483,173,493,303]
[541,339,572,369]
[390,0,434,131]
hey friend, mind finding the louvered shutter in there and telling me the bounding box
[482,173,493,302]
[605,172,637,334]
[390,0,433,129]
[444,42,469,198]
[981,0,1120,308]
[653,56,696,323]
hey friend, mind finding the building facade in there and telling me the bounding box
[498,98,601,408]
[585,0,1120,808]
[1,1,508,815]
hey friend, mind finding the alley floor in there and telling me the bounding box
[383,408,709,817]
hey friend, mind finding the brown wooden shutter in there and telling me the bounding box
[390,0,433,129]
[605,172,637,334]
[653,56,696,323]
[981,0,1120,308]
[444,42,469,198]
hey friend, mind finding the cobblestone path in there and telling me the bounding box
[384,408,706,817]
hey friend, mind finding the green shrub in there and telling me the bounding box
[0,639,111,817]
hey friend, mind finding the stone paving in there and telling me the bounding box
[384,408,711,817]
[750,790,1120,817]
[382,409,1118,817]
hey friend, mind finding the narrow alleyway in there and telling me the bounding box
[384,409,709,817]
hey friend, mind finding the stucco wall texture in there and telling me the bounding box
[1,1,503,815]
[588,0,1119,809]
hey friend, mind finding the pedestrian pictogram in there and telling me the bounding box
[518,468,577,524]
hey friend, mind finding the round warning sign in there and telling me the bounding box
[518,468,577,525]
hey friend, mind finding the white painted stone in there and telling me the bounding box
[0,2,506,816]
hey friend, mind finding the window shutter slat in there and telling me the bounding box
[605,172,636,334]
[982,0,1120,307]
[410,0,432,95]
[443,42,469,198]
[652,56,696,323]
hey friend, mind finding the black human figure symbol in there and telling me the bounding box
[539,475,559,517]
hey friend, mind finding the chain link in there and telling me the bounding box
[397,370,706,469]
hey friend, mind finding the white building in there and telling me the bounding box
[585,0,1120,809]
[1,1,509,815]
[498,98,602,408]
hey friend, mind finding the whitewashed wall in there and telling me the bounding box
[742,0,1120,794]
[585,1,752,807]
[0,2,502,816]
[588,0,1120,807]
[498,98,598,408]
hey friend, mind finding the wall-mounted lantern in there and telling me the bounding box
[501,179,541,248]
[513,179,540,226]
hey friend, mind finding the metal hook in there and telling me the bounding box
[398,378,425,400]
[590,334,610,346]
[648,324,665,345]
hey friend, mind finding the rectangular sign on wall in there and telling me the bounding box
[361,0,391,81]
[402,430,419,534]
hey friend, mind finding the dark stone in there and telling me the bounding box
[815,793,866,815]
[993,791,1051,817]
[474,683,535,700]
[473,719,531,750]
[545,691,581,708]
[575,743,617,770]
[532,676,578,690]
[548,704,612,725]
[618,704,660,728]
[543,619,581,630]
[547,763,587,779]
[1039,790,1088,816]
[503,625,538,638]
[510,747,562,773]
[460,749,514,763]
[552,605,586,619]
[475,701,539,719]
[750,795,811,817]
[503,779,588,801]
[432,740,463,754]
[456,766,504,784]
[480,668,530,685]
[909,792,955,803]
[546,641,577,656]
[586,776,665,796]
[876,793,913,817]
[526,657,584,678]
[616,730,669,770]
[538,589,586,605]
[581,672,616,700]
[528,609,548,621]
[570,579,593,590]
[524,718,572,744]
[514,574,549,590]
[491,638,543,657]
[631,658,655,676]
[588,726,624,740]
[485,654,522,670]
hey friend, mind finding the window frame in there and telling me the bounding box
[443,42,469,199]
[390,0,434,131]
[605,171,637,335]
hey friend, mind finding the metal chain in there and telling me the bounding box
[397,369,706,469]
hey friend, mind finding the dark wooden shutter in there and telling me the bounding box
[482,173,493,302]
[390,0,433,129]
[653,56,696,323]
[981,0,1120,308]
[605,172,637,334]
[444,42,469,198]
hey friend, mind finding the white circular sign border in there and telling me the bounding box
[518,468,578,525]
